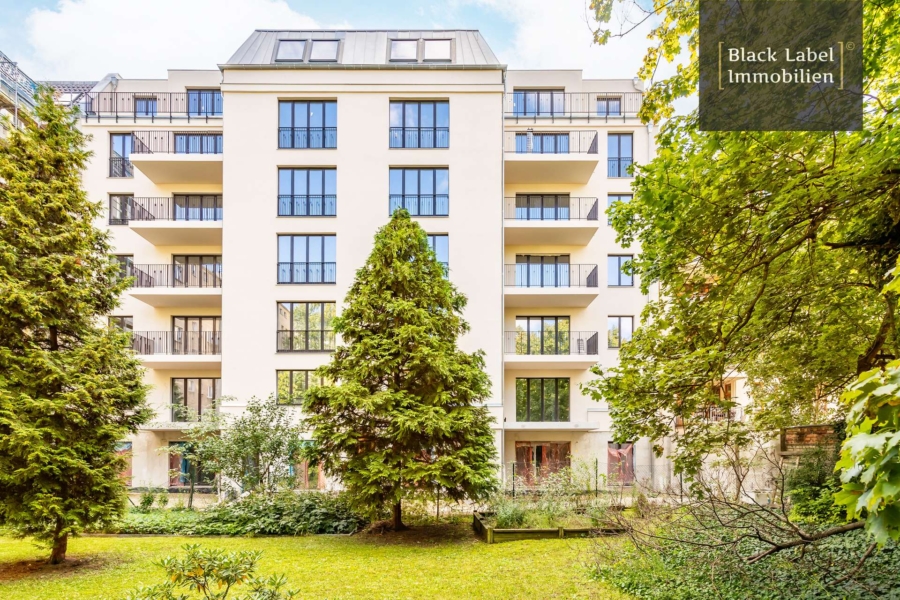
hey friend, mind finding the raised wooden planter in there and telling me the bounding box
[472,511,623,544]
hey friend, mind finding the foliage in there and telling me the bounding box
[786,441,846,525]
[137,490,160,513]
[123,544,298,600]
[0,88,150,563]
[302,210,498,528]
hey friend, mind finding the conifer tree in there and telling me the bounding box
[0,89,150,563]
[303,210,497,529]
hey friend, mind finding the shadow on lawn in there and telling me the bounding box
[0,554,118,583]
[357,521,480,547]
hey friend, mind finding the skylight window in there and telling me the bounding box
[423,39,452,62]
[276,40,307,61]
[310,40,339,62]
[390,40,418,61]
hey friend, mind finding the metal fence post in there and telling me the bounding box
[511,462,516,497]
[595,457,599,497]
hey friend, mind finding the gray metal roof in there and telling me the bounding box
[223,30,503,69]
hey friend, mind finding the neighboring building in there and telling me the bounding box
[61,29,700,491]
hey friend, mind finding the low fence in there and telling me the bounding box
[500,460,679,496]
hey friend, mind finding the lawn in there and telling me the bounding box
[0,523,629,600]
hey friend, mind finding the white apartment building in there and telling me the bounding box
[64,29,691,491]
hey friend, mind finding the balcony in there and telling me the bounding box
[131,330,222,370]
[128,263,222,307]
[79,91,223,122]
[504,91,643,122]
[504,197,599,245]
[504,264,599,307]
[111,196,223,245]
[276,330,336,352]
[129,130,223,184]
[278,127,337,149]
[389,195,449,217]
[504,130,599,184]
[504,330,599,370]
[278,195,336,217]
[277,262,336,285]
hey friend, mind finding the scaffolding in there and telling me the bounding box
[0,49,38,129]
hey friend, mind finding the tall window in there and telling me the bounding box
[172,316,221,355]
[278,100,337,149]
[276,370,327,404]
[511,89,565,117]
[515,132,569,154]
[110,133,132,177]
[135,96,158,117]
[513,194,574,221]
[172,255,222,288]
[514,255,570,288]
[607,194,631,225]
[515,378,570,422]
[109,194,134,225]
[607,255,633,287]
[173,132,222,154]
[512,317,571,355]
[277,235,337,284]
[187,90,223,116]
[172,195,223,221]
[276,301,336,351]
[278,168,336,216]
[171,377,221,421]
[596,95,622,116]
[608,316,634,348]
[115,255,133,279]
[389,101,449,148]
[389,168,449,216]
[608,442,635,485]
[426,234,449,274]
[108,316,133,332]
[608,133,633,177]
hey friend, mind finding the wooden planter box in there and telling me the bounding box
[472,511,623,544]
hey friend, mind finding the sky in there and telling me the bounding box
[0,0,672,83]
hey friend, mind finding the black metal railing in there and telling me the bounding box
[388,195,449,217]
[109,157,133,177]
[109,195,223,224]
[128,263,222,288]
[277,195,337,217]
[504,130,598,154]
[79,92,223,122]
[131,331,221,355]
[505,330,599,355]
[608,157,633,178]
[504,92,643,121]
[676,406,743,426]
[170,403,218,423]
[131,130,223,154]
[276,330,336,352]
[389,127,449,148]
[504,197,599,221]
[277,262,337,284]
[278,127,337,149]
[504,264,599,288]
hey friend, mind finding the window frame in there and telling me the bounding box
[422,39,452,62]
[389,100,450,149]
[109,133,133,178]
[276,301,337,352]
[309,40,340,62]
[607,315,634,348]
[277,168,337,217]
[511,89,566,117]
[275,40,308,62]
[170,377,221,421]
[389,39,419,62]
[606,194,632,225]
[515,377,571,422]
[513,316,572,355]
[278,100,338,149]
[389,167,450,217]
[607,133,634,178]
[596,95,623,117]
[426,233,449,274]
[276,235,337,284]
[276,370,327,404]
[607,254,634,287]
[186,89,223,117]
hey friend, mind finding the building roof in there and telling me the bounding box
[223,30,503,69]
[41,81,98,94]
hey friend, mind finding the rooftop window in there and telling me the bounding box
[423,39,451,62]
[310,40,339,61]
[390,40,418,61]
[276,40,307,61]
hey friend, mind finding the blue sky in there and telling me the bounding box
[0,0,667,83]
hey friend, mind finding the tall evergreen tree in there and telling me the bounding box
[303,210,497,529]
[0,89,150,563]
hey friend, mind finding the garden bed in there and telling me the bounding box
[472,511,625,544]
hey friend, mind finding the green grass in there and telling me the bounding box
[0,523,629,600]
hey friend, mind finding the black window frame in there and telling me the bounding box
[171,377,221,421]
[277,234,337,284]
[607,255,634,287]
[108,315,133,332]
[309,40,340,62]
[511,89,566,117]
[276,301,337,352]
[607,315,634,348]
[277,168,337,217]
[389,101,449,149]
[109,133,133,178]
[515,377,571,422]
[513,316,571,355]
[608,133,633,178]
[596,95,623,117]
[278,100,337,149]
[187,89,223,117]
[171,255,223,288]
[389,167,449,217]
[426,233,449,275]
[275,40,308,62]
[276,370,327,405]
[606,194,632,225]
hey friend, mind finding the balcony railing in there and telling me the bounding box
[170,403,217,423]
[131,130,223,154]
[608,157,633,178]
[504,92,643,121]
[389,127,449,149]
[109,157,133,178]
[276,330,336,352]
[504,264,599,288]
[277,262,337,284]
[676,405,743,426]
[110,195,223,224]
[504,130,598,154]
[128,263,222,288]
[278,127,337,149]
[131,331,221,355]
[79,92,223,122]
[505,330,599,355]
[504,197,599,221]
[278,195,337,217]
[389,195,449,217]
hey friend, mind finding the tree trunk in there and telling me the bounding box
[392,501,406,530]
[188,469,195,511]
[49,520,67,564]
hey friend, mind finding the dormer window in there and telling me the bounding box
[276,40,307,61]
[390,40,418,61]
[310,40,339,62]
[423,39,451,62]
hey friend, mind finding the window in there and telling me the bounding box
[512,317,571,355]
[276,302,337,351]
[174,132,222,154]
[608,442,635,485]
[109,316,133,332]
[513,255,570,288]
[171,377,221,421]
[608,255,633,286]
[187,90,222,116]
[608,133,633,177]
[423,39,452,61]
[389,101,449,148]
[607,194,631,225]
[511,89,565,117]
[168,442,214,487]
[135,96,157,117]
[172,255,222,288]
[278,168,336,216]
[309,40,339,61]
[426,234,449,274]
[109,194,134,225]
[115,255,133,279]
[515,442,571,481]
[116,442,133,486]
[172,316,221,355]
[276,40,307,61]
[292,459,324,489]
[514,131,569,154]
[515,378,570,422]
[608,316,634,348]
[276,370,327,404]
[512,195,572,221]
[173,195,223,221]
[597,95,622,116]
[390,40,418,61]
[110,133,132,177]
[277,235,337,284]
[278,101,337,149]
[389,168,449,216]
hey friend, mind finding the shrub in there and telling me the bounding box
[786,444,846,524]
[492,497,526,529]
[136,489,157,513]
